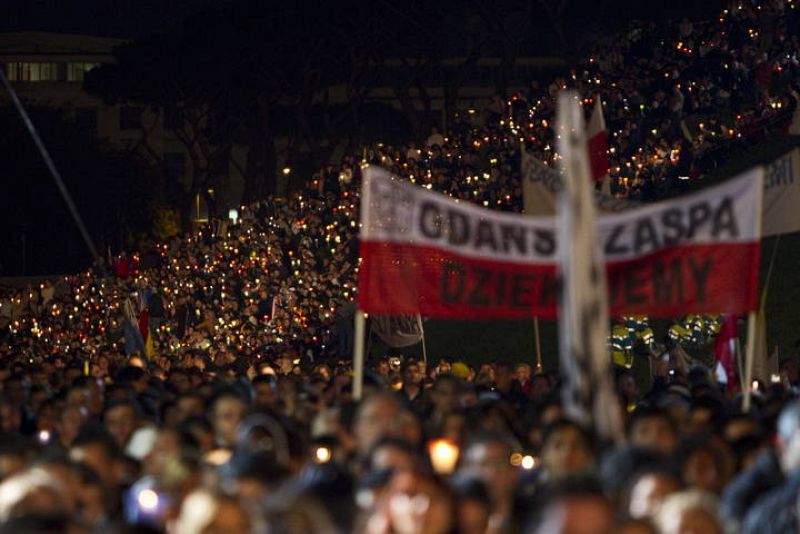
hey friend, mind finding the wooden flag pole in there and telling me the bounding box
[743,167,765,413]
[736,336,746,394]
[353,311,366,401]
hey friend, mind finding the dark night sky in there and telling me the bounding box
[0,0,721,39]
[0,0,236,37]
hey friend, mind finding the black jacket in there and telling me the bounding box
[721,448,784,527]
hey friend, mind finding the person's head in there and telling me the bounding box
[3,375,26,406]
[69,427,122,490]
[626,468,682,519]
[142,426,194,478]
[430,374,461,415]
[677,437,728,494]
[721,412,759,443]
[115,365,148,393]
[402,361,423,388]
[451,475,491,534]
[56,404,87,448]
[493,361,515,392]
[541,419,594,480]
[627,408,678,455]
[0,435,33,482]
[531,374,552,400]
[515,363,532,383]
[103,400,139,449]
[251,375,277,407]
[169,368,192,394]
[71,376,104,417]
[615,368,639,402]
[354,393,404,456]
[275,354,294,375]
[175,489,252,534]
[528,477,615,534]
[780,357,799,385]
[459,432,519,508]
[174,393,205,424]
[371,469,456,534]
[654,490,722,534]
[0,397,20,434]
[209,388,247,448]
[775,401,800,474]
[686,397,721,436]
[0,467,68,522]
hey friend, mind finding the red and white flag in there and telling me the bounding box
[587,96,609,180]
[358,165,763,320]
[715,315,739,391]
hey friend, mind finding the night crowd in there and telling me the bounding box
[2,0,800,532]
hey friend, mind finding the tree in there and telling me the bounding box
[85,24,240,228]
[85,0,400,213]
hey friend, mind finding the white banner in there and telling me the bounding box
[763,148,800,237]
[521,151,641,215]
[521,148,560,216]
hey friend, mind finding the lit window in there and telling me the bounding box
[6,62,69,82]
[67,62,99,82]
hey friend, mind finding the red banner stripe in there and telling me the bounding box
[358,240,760,319]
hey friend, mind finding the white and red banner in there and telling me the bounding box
[358,165,763,319]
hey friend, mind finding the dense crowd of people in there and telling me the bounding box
[1,0,800,532]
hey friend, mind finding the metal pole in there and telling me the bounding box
[533,317,543,371]
[418,315,428,365]
[353,311,366,400]
[0,70,102,268]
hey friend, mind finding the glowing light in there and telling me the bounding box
[137,489,159,511]
[428,439,459,474]
[314,446,332,463]
[521,455,537,470]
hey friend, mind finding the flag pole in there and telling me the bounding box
[736,336,746,394]
[0,70,104,274]
[743,167,765,413]
[533,317,543,371]
[417,315,428,365]
[763,235,781,293]
[743,312,757,412]
[353,311,366,400]
[752,236,781,382]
